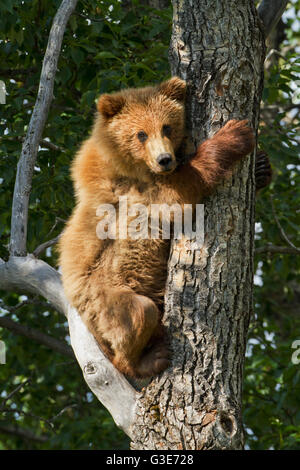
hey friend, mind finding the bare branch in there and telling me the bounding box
[265,48,285,62]
[270,197,300,254]
[1,383,76,435]
[1,379,31,408]
[1,408,55,432]
[0,67,37,78]
[255,198,300,256]
[49,217,67,232]
[6,135,67,153]
[33,234,61,258]
[255,244,300,255]
[74,12,104,23]
[258,0,289,37]
[40,139,65,153]
[50,404,78,422]
[0,315,74,359]
[9,0,78,256]
[0,297,50,312]
[0,424,48,443]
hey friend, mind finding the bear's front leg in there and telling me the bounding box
[190,119,255,191]
[82,286,169,378]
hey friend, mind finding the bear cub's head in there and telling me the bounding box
[96,77,186,176]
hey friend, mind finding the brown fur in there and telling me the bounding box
[58,77,255,378]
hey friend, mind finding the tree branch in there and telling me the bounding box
[0,67,37,78]
[1,379,31,408]
[0,297,50,313]
[0,256,137,437]
[1,381,76,437]
[0,424,48,443]
[9,0,78,256]
[0,256,69,316]
[6,135,67,153]
[255,244,300,255]
[0,315,74,359]
[74,12,104,23]
[68,306,137,438]
[40,139,65,153]
[258,0,289,37]
[270,197,300,254]
[33,234,61,258]
[0,408,55,432]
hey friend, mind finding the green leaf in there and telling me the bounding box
[94,51,121,61]
[71,48,84,66]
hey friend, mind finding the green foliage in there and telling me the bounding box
[0,307,130,449]
[0,0,299,450]
[244,0,300,449]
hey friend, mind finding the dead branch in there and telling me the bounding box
[9,0,78,256]
[0,315,74,359]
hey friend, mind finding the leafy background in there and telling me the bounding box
[0,0,299,449]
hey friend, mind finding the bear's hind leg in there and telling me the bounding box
[84,288,169,378]
[255,150,272,191]
[134,323,170,378]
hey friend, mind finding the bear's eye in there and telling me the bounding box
[137,131,148,143]
[162,125,172,138]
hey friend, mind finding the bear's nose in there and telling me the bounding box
[157,153,173,169]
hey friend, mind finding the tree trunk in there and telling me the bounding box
[130,0,265,450]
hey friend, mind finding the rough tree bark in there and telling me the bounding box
[130,0,265,450]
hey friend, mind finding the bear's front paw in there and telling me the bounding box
[221,119,255,158]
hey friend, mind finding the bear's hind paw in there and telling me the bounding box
[135,341,170,378]
[255,150,272,191]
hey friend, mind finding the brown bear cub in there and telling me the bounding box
[58,77,255,378]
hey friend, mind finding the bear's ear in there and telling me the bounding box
[97,93,126,119]
[158,76,186,102]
